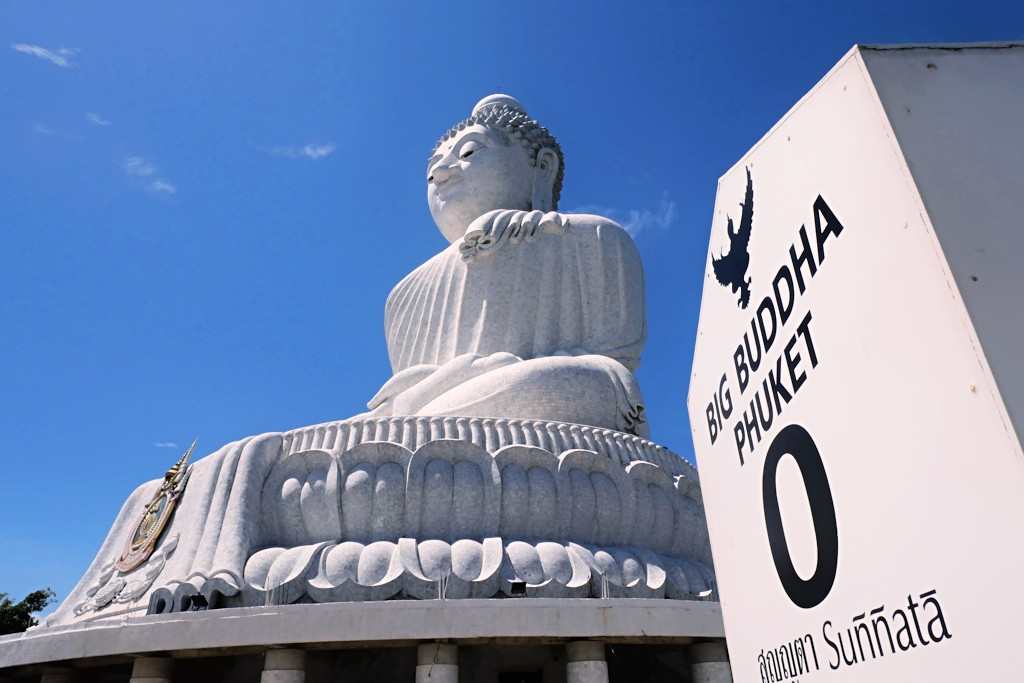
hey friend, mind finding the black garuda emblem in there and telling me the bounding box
[712,167,754,308]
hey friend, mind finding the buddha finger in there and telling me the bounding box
[507,212,526,244]
[540,211,563,234]
[521,210,544,241]
[489,210,517,246]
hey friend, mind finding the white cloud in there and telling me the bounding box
[32,122,54,135]
[571,193,677,238]
[11,43,78,68]
[124,156,156,177]
[149,180,177,195]
[123,156,177,197]
[86,112,111,126]
[153,441,179,449]
[270,143,336,160]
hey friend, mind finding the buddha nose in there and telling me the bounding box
[429,159,456,185]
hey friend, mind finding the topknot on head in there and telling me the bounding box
[471,93,526,117]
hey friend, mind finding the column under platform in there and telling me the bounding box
[415,643,457,683]
[566,641,607,683]
[262,649,306,683]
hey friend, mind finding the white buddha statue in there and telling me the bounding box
[360,94,649,437]
[44,95,711,627]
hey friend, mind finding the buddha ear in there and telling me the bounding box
[531,146,559,212]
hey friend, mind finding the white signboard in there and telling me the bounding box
[688,44,1024,681]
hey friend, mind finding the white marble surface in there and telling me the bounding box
[46,418,712,626]
[364,94,649,437]
[42,94,714,629]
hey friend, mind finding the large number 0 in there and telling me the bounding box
[762,424,838,609]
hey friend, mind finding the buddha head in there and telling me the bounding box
[427,94,565,243]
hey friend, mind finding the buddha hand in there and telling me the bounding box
[460,209,569,262]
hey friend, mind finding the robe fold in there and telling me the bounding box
[385,218,646,373]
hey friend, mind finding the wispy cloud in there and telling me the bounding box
[153,441,179,449]
[11,43,78,68]
[571,192,677,238]
[124,156,156,177]
[85,112,111,126]
[270,143,336,160]
[123,156,177,197]
[149,179,177,195]
[32,122,54,135]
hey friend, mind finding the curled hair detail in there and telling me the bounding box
[432,103,565,209]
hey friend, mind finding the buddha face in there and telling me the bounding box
[427,125,535,244]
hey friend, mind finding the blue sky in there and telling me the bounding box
[2,1,1021,605]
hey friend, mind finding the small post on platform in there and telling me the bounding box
[565,641,608,683]
[415,642,458,683]
[261,648,306,683]
[689,641,732,683]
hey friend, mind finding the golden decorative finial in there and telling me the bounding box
[116,439,197,573]
[166,439,196,480]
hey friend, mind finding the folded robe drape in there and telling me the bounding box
[385,218,647,374]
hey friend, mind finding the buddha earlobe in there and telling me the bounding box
[531,146,559,211]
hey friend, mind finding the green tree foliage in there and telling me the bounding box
[0,588,56,635]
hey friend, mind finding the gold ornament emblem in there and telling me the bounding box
[115,441,195,573]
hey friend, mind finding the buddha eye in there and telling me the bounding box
[459,141,481,159]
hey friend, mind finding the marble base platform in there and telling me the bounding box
[0,599,725,670]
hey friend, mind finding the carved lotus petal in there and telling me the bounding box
[506,540,544,584]
[417,539,452,581]
[591,549,622,584]
[663,558,692,598]
[535,541,573,585]
[316,541,363,586]
[450,539,482,581]
[357,540,399,585]
[637,549,667,591]
[244,547,284,590]
[265,545,318,590]
[209,435,714,609]
[615,550,645,588]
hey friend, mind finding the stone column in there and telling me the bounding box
[565,641,608,683]
[261,649,306,683]
[415,642,458,683]
[690,641,732,683]
[130,656,174,682]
